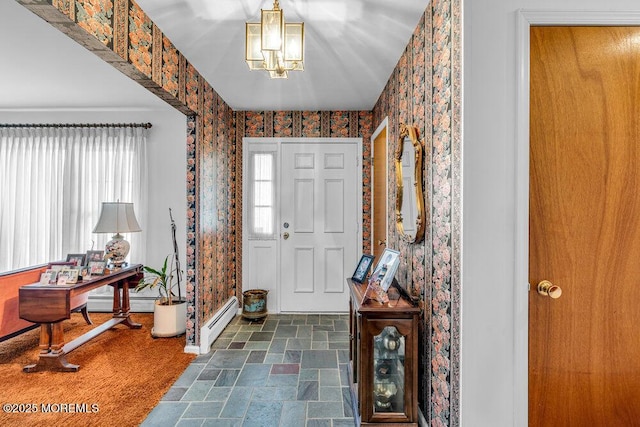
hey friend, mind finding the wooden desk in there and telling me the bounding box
[19,264,143,372]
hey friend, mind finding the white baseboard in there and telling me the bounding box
[199,296,238,354]
[184,345,200,354]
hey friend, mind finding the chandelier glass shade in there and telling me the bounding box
[245,0,304,79]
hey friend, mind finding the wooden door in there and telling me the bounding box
[529,26,640,425]
[373,127,387,259]
[280,142,359,312]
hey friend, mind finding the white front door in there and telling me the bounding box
[279,142,359,312]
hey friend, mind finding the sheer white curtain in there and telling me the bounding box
[0,126,147,272]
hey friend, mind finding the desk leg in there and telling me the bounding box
[113,281,141,329]
[38,323,52,355]
[112,283,122,315]
[23,323,79,373]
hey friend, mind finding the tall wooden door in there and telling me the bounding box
[280,142,359,312]
[529,26,640,425]
[373,127,387,259]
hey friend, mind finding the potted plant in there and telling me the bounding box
[136,255,186,337]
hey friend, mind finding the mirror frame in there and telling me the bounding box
[394,123,426,243]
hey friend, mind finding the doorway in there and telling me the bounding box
[516,11,640,426]
[242,138,363,313]
[529,25,640,425]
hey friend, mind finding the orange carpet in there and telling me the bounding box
[0,312,195,427]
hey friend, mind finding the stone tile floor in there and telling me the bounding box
[142,313,356,427]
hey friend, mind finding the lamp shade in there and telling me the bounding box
[93,202,141,234]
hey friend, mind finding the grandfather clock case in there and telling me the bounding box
[347,278,420,426]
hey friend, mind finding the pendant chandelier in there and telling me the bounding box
[245,0,304,79]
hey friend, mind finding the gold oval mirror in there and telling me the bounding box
[395,123,425,243]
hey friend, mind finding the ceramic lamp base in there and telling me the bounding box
[105,233,130,268]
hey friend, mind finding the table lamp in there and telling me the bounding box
[93,201,141,268]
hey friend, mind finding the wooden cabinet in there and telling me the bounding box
[347,278,420,426]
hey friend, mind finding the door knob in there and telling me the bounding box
[537,280,562,299]
[378,240,386,246]
[283,232,290,240]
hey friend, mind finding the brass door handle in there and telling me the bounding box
[283,232,290,240]
[378,240,386,246]
[537,280,562,299]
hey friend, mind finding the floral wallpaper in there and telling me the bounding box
[162,35,179,98]
[372,0,461,425]
[185,116,197,344]
[128,1,152,79]
[191,82,235,344]
[21,0,461,425]
[199,85,215,323]
[76,0,114,48]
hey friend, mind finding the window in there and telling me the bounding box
[0,126,147,272]
[247,151,276,239]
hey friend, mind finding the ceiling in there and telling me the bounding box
[1,0,429,112]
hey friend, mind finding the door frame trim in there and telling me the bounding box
[242,137,363,314]
[515,9,640,426]
[371,117,389,254]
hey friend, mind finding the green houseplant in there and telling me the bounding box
[136,255,181,304]
[136,255,186,337]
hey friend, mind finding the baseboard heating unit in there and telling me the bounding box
[193,296,238,354]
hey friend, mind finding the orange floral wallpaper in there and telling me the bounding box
[76,0,114,48]
[162,36,179,97]
[128,2,152,78]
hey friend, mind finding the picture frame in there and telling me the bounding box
[88,260,107,276]
[40,269,57,285]
[57,268,79,284]
[352,254,375,283]
[369,248,401,292]
[49,261,75,272]
[66,253,87,267]
[85,250,104,263]
[79,266,91,281]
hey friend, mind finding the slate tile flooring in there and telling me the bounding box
[142,314,355,427]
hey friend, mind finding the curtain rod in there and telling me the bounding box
[0,122,152,129]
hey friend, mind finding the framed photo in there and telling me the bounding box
[40,269,57,285]
[57,268,79,284]
[79,266,91,280]
[66,253,87,267]
[49,261,75,272]
[352,254,375,283]
[369,248,400,292]
[85,250,104,263]
[88,260,107,276]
